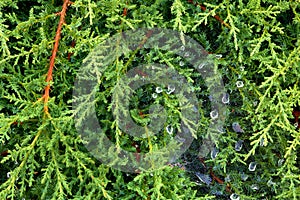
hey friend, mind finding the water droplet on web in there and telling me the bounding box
[210,109,218,120]
[230,193,240,200]
[235,140,243,151]
[215,54,222,59]
[240,172,249,181]
[294,122,298,128]
[184,52,190,57]
[198,63,205,69]
[166,84,175,94]
[259,138,265,146]
[232,122,244,133]
[7,172,10,178]
[166,125,173,135]
[192,105,198,113]
[216,125,225,133]
[179,61,184,66]
[180,45,185,51]
[236,80,244,88]
[248,162,257,171]
[277,159,284,167]
[210,147,219,159]
[156,87,163,93]
[195,172,212,185]
[152,93,158,99]
[253,101,258,107]
[222,93,230,104]
[251,184,259,190]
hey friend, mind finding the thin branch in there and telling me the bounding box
[187,0,230,28]
[40,0,73,115]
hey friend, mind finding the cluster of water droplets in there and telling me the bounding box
[152,84,176,99]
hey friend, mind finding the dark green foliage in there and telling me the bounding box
[1,0,299,199]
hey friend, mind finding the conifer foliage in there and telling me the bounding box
[1,0,300,199]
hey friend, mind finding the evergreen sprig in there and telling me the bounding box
[0,0,299,199]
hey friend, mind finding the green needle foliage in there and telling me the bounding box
[0,0,300,199]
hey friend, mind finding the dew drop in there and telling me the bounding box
[232,122,244,133]
[166,125,173,135]
[150,173,153,176]
[277,159,284,167]
[217,126,226,133]
[7,172,10,178]
[253,101,258,107]
[251,184,259,190]
[259,138,265,146]
[294,122,298,128]
[210,109,218,120]
[236,80,244,88]
[192,105,198,113]
[215,54,222,59]
[230,193,240,200]
[180,45,185,51]
[156,87,163,93]
[166,84,175,94]
[152,93,158,99]
[179,61,184,66]
[222,93,230,104]
[184,52,190,57]
[195,172,212,185]
[240,172,249,181]
[210,147,219,159]
[248,162,257,171]
[198,63,205,69]
[235,140,243,151]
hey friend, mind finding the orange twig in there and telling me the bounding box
[41,0,72,114]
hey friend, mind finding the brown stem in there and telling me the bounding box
[41,0,72,114]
